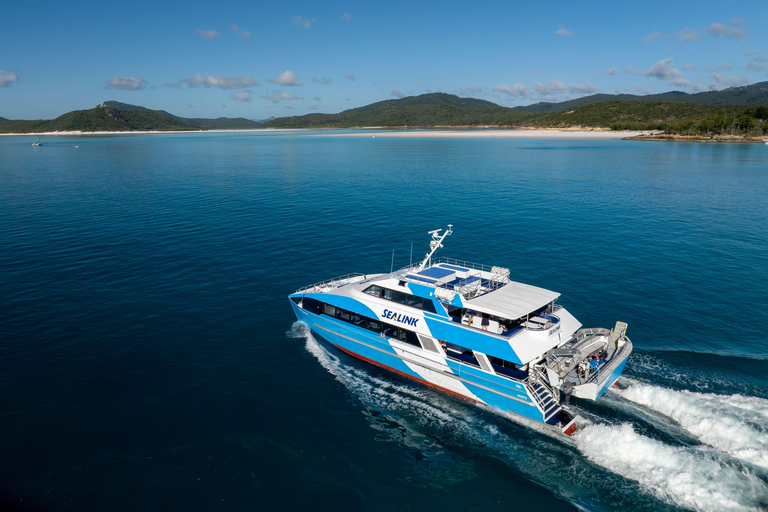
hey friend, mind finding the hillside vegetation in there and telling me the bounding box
[0,106,200,133]
[261,96,768,137]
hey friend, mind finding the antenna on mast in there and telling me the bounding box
[418,224,453,270]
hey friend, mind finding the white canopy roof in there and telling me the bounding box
[463,281,560,320]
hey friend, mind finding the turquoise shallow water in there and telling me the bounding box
[1,131,768,511]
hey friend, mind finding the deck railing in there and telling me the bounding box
[295,272,365,294]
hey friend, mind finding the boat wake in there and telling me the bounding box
[611,378,768,471]
[290,322,768,511]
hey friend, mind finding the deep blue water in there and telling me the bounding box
[2,131,767,511]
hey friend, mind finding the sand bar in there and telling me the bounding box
[318,129,646,139]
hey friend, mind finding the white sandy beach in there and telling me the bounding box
[320,129,646,139]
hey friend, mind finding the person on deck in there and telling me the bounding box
[481,313,489,331]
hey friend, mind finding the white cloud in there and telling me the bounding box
[703,20,747,39]
[293,16,315,29]
[643,58,684,80]
[534,80,568,99]
[492,83,529,98]
[0,70,19,87]
[197,29,220,39]
[261,91,302,103]
[676,28,700,42]
[391,89,405,98]
[229,24,251,39]
[269,70,302,86]
[569,83,599,94]
[313,96,321,101]
[605,67,618,76]
[344,74,356,81]
[312,77,333,85]
[231,90,253,102]
[555,24,574,37]
[308,105,319,110]
[683,64,698,71]
[342,13,351,21]
[460,86,483,96]
[711,73,750,88]
[644,31,663,43]
[630,86,653,95]
[106,76,147,90]
[181,74,260,89]
[747,52,768,63]
[745,62,767,71]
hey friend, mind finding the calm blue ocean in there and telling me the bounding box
[1,131,767,511]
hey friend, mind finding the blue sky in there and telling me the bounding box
[2,0,767,120]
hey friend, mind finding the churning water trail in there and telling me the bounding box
[289,322,768,512]
[611,378,768,471]
[573,423,768,512]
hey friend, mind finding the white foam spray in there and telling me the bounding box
[574,423,768,511]
[613,378,768,470]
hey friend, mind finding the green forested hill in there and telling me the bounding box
[260,94,768,136]
[514,81,768,113]
[98,101,261,128]
[0,106,200,133]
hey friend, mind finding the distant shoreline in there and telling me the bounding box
[4,128,767,143]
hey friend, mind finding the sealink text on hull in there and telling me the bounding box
[289,225,633,436]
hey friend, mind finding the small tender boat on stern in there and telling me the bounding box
[289,225,633,436]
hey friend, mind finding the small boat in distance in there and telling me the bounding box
[289,226,633,436]
[32,135,42,146]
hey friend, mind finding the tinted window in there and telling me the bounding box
[302,297,323,314]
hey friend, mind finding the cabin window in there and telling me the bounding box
[322,303,336,317]
[363,285,437,313]
[302,297,323,314]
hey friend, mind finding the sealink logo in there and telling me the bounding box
[382,309,419,327]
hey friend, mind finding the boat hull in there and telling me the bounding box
[290,300,575,434]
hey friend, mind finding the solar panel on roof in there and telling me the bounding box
[417,267,454,279]
[438,263,469,272]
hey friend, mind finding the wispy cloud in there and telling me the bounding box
[0,70,20,87]
[534,80,568,99]
[569,83,599,94]
[644,31,663,43]
[492,83,529,98]
[703,19,747,39]
[197,29,220,39]
[313,96,321,101]
[460,86,483,96]
[645,20,747,43]
[605,67,618,76]
[311,77,333,85]
[711,73,750,88]
[555,24,574,37]
[342,13,351,21]
[269,70,302,86]
[344,74,356,81]
[181,74,260,89]
[308,105,319,110]
[391,89,405,98]
[642,58,684,80]
[293,16,315,29]
[106,76,147,90]
[231,90,253,102]
[229,24,251,39]
[261,91,302,103]
[676,28,700,42]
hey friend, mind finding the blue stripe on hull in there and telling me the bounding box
[596,356,629,399]
[292,305,548,424]
[442,361,543,422]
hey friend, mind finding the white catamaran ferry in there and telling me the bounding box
[289,226,632,436]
